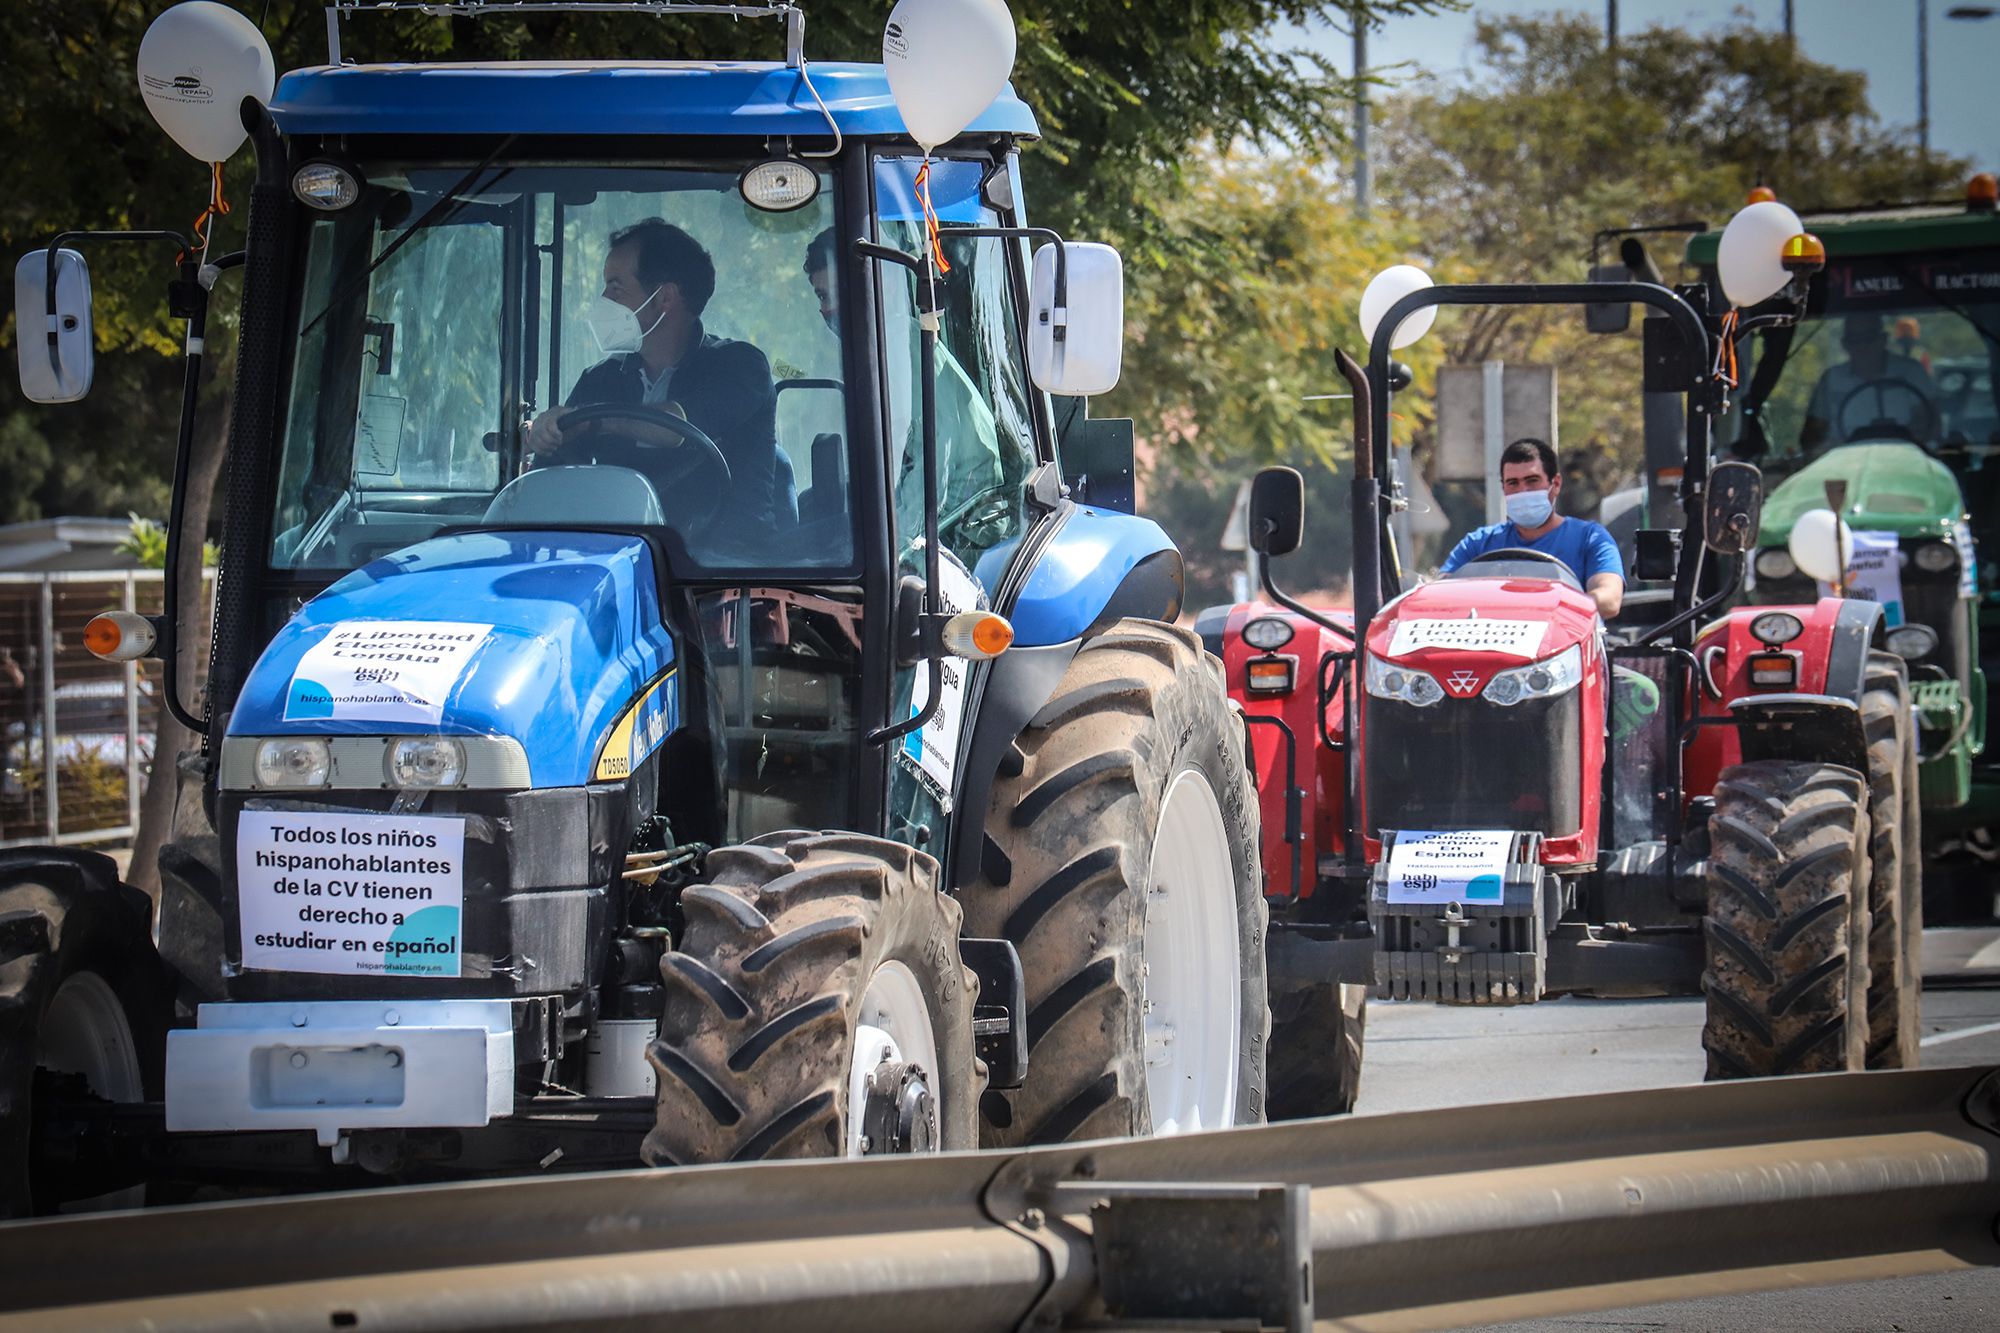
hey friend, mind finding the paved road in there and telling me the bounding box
[1347,928,2000,1332]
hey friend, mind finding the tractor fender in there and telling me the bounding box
[1686,598,1883,802]
[1728,693,1871,776]
[0,847,135,910]
[1000,505,1183,647]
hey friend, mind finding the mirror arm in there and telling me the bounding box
[941,227,1066,340]
[1256,534,1355,645]
[44,228,206,734]
[858,238,950,747]
[1634,554,1743,649]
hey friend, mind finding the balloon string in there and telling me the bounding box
[914,159,951,275]
[1712,308,1739,390]
[181,162,231,265]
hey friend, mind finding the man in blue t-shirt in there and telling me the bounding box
[1440,438,1626,619]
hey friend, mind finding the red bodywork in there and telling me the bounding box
[1221,601,1357,902]
[1359,577,1606,868]
[1682,598,1852,803]
[1222,581,1851,902]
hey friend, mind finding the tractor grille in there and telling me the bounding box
[1364,691,1581,837]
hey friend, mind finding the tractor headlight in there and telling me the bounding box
[1482,645,1584,707]
[1885,623,1939,660]
[1364,654,1445,707]
[1241,616,1295,651]
[1754,548,1798,580]
[1912,540,1960,574]
[1750,611,1804,646]
[388,737,466,789]
[292,161,363,212]
[255,737,331,788]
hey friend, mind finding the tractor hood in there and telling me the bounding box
[228,531,674,789]
[1757,442,1965,544]
[1367,575,1598,675]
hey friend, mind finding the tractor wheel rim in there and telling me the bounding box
[846,960,940,1156]
[38,971,141,1104]
[1143,768,1241,1135]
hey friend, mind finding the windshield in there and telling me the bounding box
[270,162,854,573]
[1733,249,2000,460]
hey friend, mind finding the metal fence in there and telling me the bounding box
[0,570,208,850]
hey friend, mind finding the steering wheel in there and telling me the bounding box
[1834,377,1938,446]
[1459,546,1584,592]
[556,402,728,528]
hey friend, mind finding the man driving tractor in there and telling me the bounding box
[1799,313,1937,450]
[1441,437,1626,619]
[526,218,783,524]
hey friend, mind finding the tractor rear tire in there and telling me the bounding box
[961,619,1268,1146]
[642,832,978,1165]
[0,855,167,1217]
[1266,981,1366,1119]
[1862,657,1922,1069]
[1701,761,1871,1079]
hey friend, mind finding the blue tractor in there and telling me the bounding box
[1,1,1267,1211]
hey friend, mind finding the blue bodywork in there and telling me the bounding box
[229,531,674,789]
[268,62,1038,142]
[1004,507,1178,647]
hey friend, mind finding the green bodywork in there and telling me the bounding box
[1753,441,1964,544]
[1693,201,1999,828]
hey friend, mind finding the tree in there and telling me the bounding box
[1372,15,1967,480]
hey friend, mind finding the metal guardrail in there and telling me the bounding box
[4,1065,1996,1331]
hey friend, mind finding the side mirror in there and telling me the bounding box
[1703,460,1763,556]
[1028,242,1122,396]
[1584,264,1632,334]
[1248,466,1304,557]
[14,248,94,403]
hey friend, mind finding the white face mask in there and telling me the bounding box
[584,286,665,356]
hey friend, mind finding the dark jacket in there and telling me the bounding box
[561,329,779,525]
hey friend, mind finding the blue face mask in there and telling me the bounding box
[1505,488,1554,528]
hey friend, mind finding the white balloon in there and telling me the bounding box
[1359,264,1437,351]
[883,0,1018,152]
[1788,507,1854,585]
[1716,200,1804,308]
[137,2,276,163]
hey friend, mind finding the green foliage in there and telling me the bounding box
[0,0,1443,533]
[1374,14,1967,478]
[116,511,219,569]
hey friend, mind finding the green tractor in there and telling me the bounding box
[1687,177,2000,917]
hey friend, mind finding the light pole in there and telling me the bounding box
[1353,4,1370,217]
[1925,4,1997,159]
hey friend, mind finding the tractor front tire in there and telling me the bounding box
[1266,981,1366,1120]
[962,619,1268,1146]
[1702,761,1871,1079]
[0,855,167,1217]
[643,832,978,1165]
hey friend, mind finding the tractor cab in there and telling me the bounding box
[1685,180,2000,906]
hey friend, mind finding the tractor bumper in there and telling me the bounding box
[166,1000,516,1147]
[1367,831,1554,1005]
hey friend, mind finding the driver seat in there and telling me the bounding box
[484,465,666,527]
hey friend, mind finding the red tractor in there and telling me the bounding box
[1204,269,1924,1119]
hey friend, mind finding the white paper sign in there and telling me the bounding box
[1817,529,1904,627]
[237,810,466,977]
[284,621,494,725]
[900,550,982,799]
[1386,617,1546,660]
[1385,829,1511,905]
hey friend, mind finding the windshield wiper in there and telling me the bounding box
[299,136,518,339]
